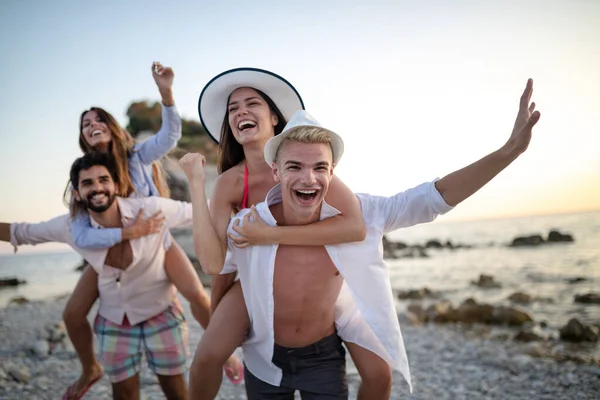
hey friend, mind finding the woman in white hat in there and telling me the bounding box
[185,68,392,399]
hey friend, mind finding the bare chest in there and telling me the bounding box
[105,241,133,270]
[273,246,341,290]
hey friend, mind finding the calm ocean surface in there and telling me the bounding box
[1,210,599,332]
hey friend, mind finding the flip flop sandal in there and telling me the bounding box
[62,374,103,400]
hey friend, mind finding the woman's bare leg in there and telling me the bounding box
[164,241,243,383]
[189,281,249,400]
[164,241,211,328]
[62,265,104,399]
[345,342,392,400]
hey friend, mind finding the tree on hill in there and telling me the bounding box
[125,100,218,163]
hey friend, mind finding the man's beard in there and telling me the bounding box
[81,190,117,213]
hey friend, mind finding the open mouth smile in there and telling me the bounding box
[294,189,319,203]
[238,120,257,132]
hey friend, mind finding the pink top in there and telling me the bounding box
[10,196,193,325]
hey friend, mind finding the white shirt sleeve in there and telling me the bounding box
[144,197,193,229]
[220,248,238,275]
[10,214,73,250]
[359,180,454,234]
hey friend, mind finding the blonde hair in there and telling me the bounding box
[274,126,333,163]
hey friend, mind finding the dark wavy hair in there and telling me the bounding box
[69,152,119,216]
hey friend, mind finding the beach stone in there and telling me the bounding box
[427,300,455,323]
[471,274,501,288]
[8,365,31,383]
[508,292,533,304]
[574,292,600,304]
[559,318,599,342]
[45,321,67,343]
[514,328,544,342]
[522,342,549,358]
[397,287,440,300]
[8,296,30,305]
[29,340,50,358]
[491,306,534,326]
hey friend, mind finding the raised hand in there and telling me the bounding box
[152,61,175,91]
[505,78,541,155]
[179,153,207,184]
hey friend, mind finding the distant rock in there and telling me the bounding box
[425,240,443,249]
[547,230,574,243]
[559,318,599,342]
[8,296,29,305]
[508,229,575,247]
[471,274,502,289]
[508,292,533,304]
[509,235,545,247]
[0,277,27,288]
[397,287,441,300]
[574,293,600,304]
[567,277,587,284]
[514,328,545,342]
[414,298,533,326]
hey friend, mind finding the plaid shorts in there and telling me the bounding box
[93,304,189,383]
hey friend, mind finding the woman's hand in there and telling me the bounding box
[228,206,275,248]
[152,61,175,106]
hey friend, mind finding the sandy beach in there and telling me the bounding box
[0,292,598,400]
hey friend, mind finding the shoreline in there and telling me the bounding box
[1,294,599,399]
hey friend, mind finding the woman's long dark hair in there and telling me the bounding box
[217,89,286,174]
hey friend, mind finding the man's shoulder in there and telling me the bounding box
[118,196,169,217]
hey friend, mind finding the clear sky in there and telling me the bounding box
[1,0,599,254]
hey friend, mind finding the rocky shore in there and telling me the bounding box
[1,294,598,400]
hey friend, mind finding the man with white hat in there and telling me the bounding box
[185,78,540,398]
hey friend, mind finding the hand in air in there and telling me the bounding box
[152,61,175,91]
[228,206,272,248]
[506,78,541,155]
[179,153,207,183]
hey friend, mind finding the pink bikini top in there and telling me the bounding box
[241,164,249,209]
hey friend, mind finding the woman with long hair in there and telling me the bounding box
[60,62,241,400]
[184,68,393,400]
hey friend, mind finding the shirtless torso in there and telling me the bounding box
[270,202,344,348]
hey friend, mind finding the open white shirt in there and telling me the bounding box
[222,180,453,392]
[10,197,193,325]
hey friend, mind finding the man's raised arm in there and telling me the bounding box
[435,79,541,207]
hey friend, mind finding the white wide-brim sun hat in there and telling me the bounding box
[264,110,345,166]
[198,67,305,143]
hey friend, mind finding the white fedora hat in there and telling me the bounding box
[198,67,305,143]
[264,110,344,166]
